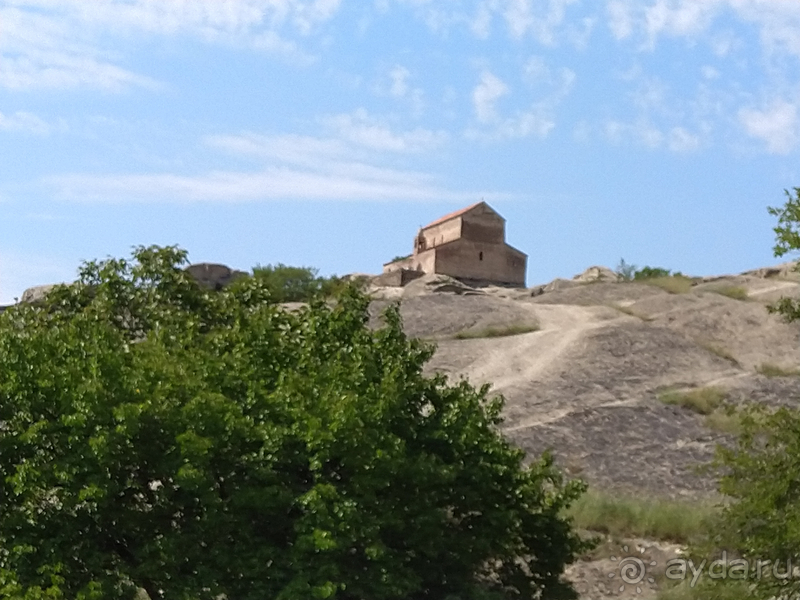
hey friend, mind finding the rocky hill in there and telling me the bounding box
[12,260,800,599]
[368,264,800,499]
[369,264,800,599]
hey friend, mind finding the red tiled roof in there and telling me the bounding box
[421,202,483,230]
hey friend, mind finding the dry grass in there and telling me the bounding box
[453,322,540,340]
[608,303,655,321]
[708,285,749,301]
[658,579,753,600]
[703,408,746,435]
[566,489,717,544]
[644,276,694,294]
[659,387,727,416]
[756,362,800,377]
[658,387,745,433]
[698,341,739,365]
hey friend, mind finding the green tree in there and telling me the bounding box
[767,186,800,321]
[633,266,672,280]
[615,258,637,281]
[0,245,589,600]
[251,263,344,302]
[703,188,800,599]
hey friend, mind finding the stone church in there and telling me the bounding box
[381,202,527,287]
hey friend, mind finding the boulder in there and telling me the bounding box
[741,261,799,280]
[402,274,483,298]
[20,284,58,304]
[529,278,581,296]
[573,265,620,283]
[185,263,248,290]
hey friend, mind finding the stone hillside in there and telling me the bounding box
[12,260,800,599]
[367,264,800,600]
[370,264,800,499]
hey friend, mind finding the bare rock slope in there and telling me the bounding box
[371,267,800,598]
[371,267,800,499]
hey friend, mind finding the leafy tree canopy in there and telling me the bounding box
[615,259,679,281]
[0,245,588,600]
[251,263,344,303]
[702,188,800,599]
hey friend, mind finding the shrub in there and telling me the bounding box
[698,341,739,364]
[645,275,694,294]
[659,387,727,416]
[696,189,800,600]
[634,266,673,280]
[608,303,654,321]
[709,285,749,301]
[658,387,744,433]
[756,362,800,377]
[251,262,343,302]
[454,322,540,339]
[616,258,637,281]
[0,245,589,600]
[565,489,716,544]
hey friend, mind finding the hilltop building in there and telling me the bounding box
[381,202,527,287]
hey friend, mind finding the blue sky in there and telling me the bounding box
[2,0,800,302]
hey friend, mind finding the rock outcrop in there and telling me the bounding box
[184,263,248,290]
[572,265,620,283]
[21,284,58,304]
[401,273,485,298]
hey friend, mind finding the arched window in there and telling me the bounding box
[479,251,483,261]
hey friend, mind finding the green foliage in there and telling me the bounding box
[708,406,800,600]
[697,189,800,599]
[251,262,344,302]
[566,489,716,544]
[389,255,411,263]
[615,258,637,281]
[0,245,589,600]
[453,322,540,340]
[756,362,800,377]
[698,341,739,365]
[708,285,749,301]
[657,578,753,600]
[768,188,800,321]
[659,387,727,416]
[645,275,694,294]
[616,260,685,284]
[633,266,673,280]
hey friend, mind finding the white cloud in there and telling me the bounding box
[501,0,579,44]
[739,100,800,154]
[389,65,410,97]
[604,120,702,152]
[607,0,634,39]
[322,109,446,153]
[0,0,342,90]
[470,1,496,39]
[0,111,50,134]
[48,164,492,204]
[604,119,663,149]
[668,126,701,152]
[394,0,583,45]
[468,60,574,141]
[643,0,719,44]
[605,0,800,59]
[46,113,486,203]
[467,109,555,141]
[473,71,509,123]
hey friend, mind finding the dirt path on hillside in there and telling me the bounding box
[427,304,618,426]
